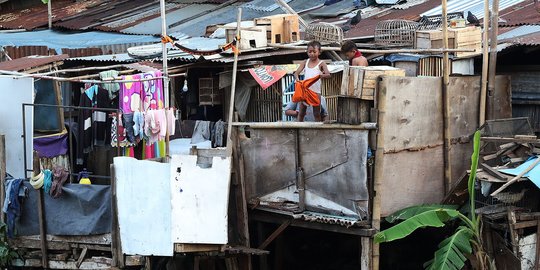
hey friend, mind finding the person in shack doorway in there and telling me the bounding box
[293,41,331,122]
[341,40,368,67]
[285,96,328,122]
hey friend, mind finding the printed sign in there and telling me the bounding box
[248,64,299,89]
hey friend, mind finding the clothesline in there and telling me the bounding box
[0,69,166,84]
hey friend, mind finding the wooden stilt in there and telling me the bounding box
[479,0,490,125]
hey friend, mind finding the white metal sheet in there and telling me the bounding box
[0,76,33,178]
[170,155,231,244]
[114,157,173,256]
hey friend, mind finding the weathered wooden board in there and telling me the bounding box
[379,146,445,217]
[447,76,481,186]
[488,75,512,120]
[378,76,443,152]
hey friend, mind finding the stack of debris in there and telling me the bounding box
[474,118,540,269]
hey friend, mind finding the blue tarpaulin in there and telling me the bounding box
[0,30,159,55]
[499,156,540,189]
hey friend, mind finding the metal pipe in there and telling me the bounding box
[231,122,377,130]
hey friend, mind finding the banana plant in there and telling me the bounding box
[374,130,493,269]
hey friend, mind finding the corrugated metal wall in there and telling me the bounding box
[507,70,540,132]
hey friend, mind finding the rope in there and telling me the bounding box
[161,35,240,56]
[30,171,44,189]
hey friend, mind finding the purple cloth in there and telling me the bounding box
[33,133,68,158]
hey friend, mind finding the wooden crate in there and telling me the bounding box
[326,95,370,124]
[254,14,300,44]
[340,66,406,100]
[415,26,481,57]
[199,78,222,106]
[246,83,282,122]
[226,26,267,50]
[321,71,343,97]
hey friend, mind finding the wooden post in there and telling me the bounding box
[33,151,48,269]
[441,0,452,193]
[479,0,490,125]
[0,135,5,223]
[372,78,389,270]
[159,0,171,159]
[360,237,372,270]
[110,164,124,268]
[226,8,242,157]
[487,0,500,119]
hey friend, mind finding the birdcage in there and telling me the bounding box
[374,19,419,46]
[305,23,344,44]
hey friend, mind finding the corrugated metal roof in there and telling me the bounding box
[498,25,540,40]
[242,0,293,12]
[292,212,361,228]
[0,54,68,71]
[0,29,159,55]
[498,0,540,26]
[66,53,138,63]
[421,0,526,20]
[0,0,105,30]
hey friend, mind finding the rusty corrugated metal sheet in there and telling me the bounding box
[498,0,540,27]
[0,0,105,30]
[0,54,68,71]
[3,46,53,59]
[343,0,440,39]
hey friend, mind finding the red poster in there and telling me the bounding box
[248,65,297,90]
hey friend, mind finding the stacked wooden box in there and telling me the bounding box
[415,26,482,57]
[254,14,300,44]
[327,66,406,124]
[226,26,268,50]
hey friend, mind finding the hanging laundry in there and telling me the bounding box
[141,71,164,111]
[111,114,134,148]
[77,85,112,164]
[133,111,145,140]
[166,108,176,136]
[191,121,211,144]
[99,70,120,100]
[212,120,226,147]
[50,165,69,198]
[120,71,165,114]
[122,113,136,144]
[33,132,68,158]
[3,176,27,238]
[43,169,53,195]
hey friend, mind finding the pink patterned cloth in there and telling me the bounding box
[120,71,164,113]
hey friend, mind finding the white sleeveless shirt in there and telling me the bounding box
[304,59,322,94]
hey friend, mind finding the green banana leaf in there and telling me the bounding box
[42,0,49,4]
[468,130,481,221]
[386,205,459,223]
[424,226,474,270]
[374,209,461,244]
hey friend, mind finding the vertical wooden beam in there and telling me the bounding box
[360,237,372,270]
[110,164,124,268]
[441,0,452,193]
[0,135,5,223]
[34,151,48,269]
[479,0,490,125]
[535,220,540,270]
[47,0,52,29]
[487,0,499,120]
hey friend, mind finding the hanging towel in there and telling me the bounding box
[99,70,120,99]
[292,75,321,107]
[191,121,211,144]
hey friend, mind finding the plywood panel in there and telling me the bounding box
[379,76,443,152]
[170,155,231,244]
[447,76,481,186]
[0,76,33,178]
[488,75,512,120]
[240,129,297,199]
[380,147,445,217]
[114,157,173,256]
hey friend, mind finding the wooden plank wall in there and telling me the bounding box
[376,76,444,216]
[246,84,283,122]
[375,75,511,216]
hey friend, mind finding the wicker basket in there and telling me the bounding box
[375,19,419,46]
[305,23,344,44]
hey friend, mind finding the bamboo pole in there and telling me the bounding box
[38,64,127,76]
[226,8,243,157]
[33,151,48,268]
[0,70,164,84]
[160,0,171,158]
[442,0,452,194]
[48,0,52,29]
[487,0,500,120]
[372,80,388,270]
[268,43,477,53]
[480,0,490,125]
